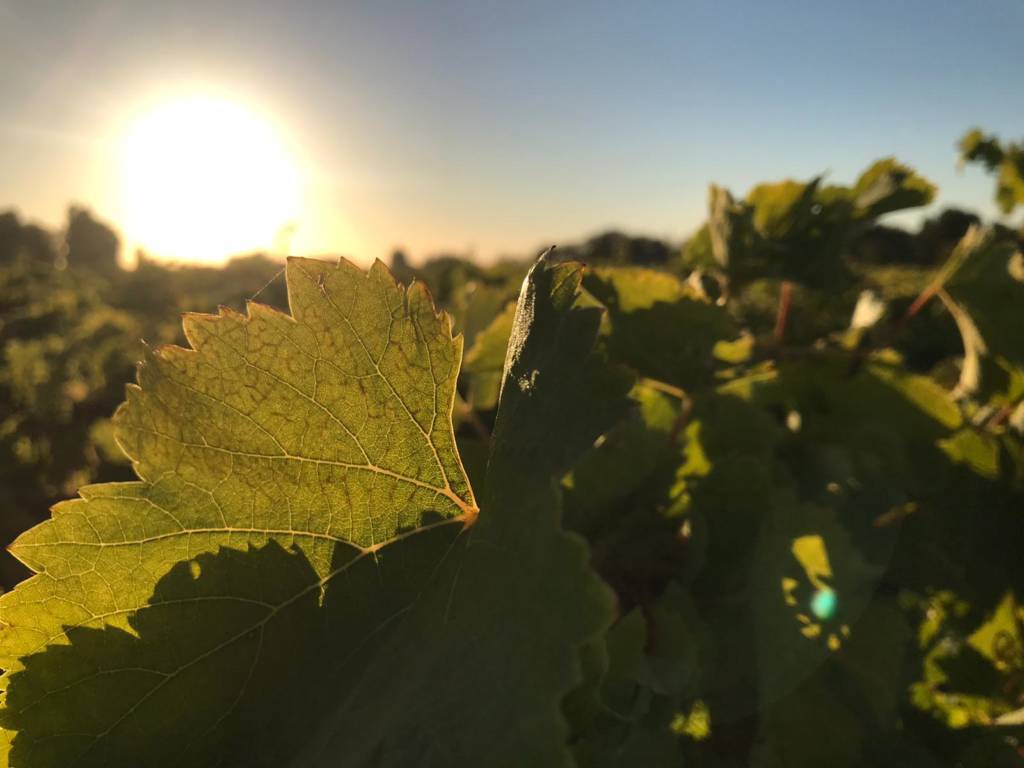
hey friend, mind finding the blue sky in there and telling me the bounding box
[0,0,1021,263]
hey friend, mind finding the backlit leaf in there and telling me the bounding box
[0,255,626,767]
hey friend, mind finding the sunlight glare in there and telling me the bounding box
[118,95,301,263]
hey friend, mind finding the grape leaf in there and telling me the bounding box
[562,384,696,602]
[913,590,1024,732]
[746,177,822,241]
[851,158,937,219]
[583,266,742,390]
[568,586,704,768]
[461,300,515,410]
[946,232,1024,369]
[958,129,1024,215]
[298,254,632,764]
[0,256,628,766]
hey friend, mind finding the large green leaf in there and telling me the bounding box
[562,382,694,603]
[584,267,742,390]
[0,256,627,766]
[567,585,705,768]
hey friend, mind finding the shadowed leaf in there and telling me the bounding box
[0,255,627,767]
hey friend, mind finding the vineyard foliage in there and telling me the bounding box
[0,130,1022,765]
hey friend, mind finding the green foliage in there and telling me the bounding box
[946,232,1024,370]
[851,158,937,219]
[959,128,1024,214]
[0,208,292,587]
[683,157,936,296]
[1,132,1023,766]
[0,257,140,586]
[584,267,744,390]
[461,300,516,410]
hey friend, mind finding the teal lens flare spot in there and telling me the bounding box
[810,587,837,620]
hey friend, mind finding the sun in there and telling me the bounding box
[118,95,302,263]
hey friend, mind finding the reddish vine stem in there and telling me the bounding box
[988,402,1018,430]
[902,283,939,323]
[773,280,793,347]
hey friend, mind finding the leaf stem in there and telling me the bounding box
[773,280,793,347]
[638,377,687,401]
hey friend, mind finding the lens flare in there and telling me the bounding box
[810,587,837,620]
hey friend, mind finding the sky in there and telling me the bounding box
[0,0,1022,265]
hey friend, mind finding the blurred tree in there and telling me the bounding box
[0,254,139,586]
[0,210,57,265]
[851,225,916,265]
[557,231,674,267]
[65,206,120,273]
[389,248,415,285]
[0,211,289,588]
[914,208,983,264]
